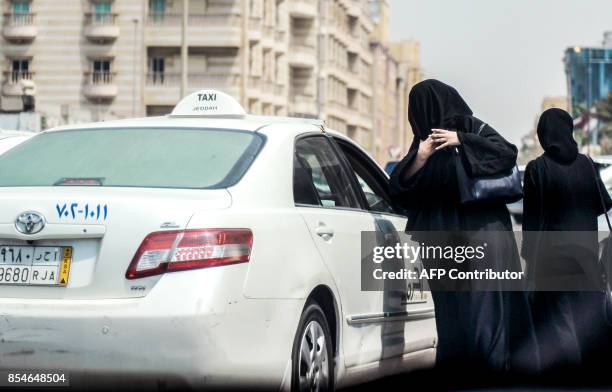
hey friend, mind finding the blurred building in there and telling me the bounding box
[540,96,569,112]
[564,32,612,145]
[0,0,146,125]
[0,0,421,162]
[519,96,569,164]
[367,0,421,164]
[316,0,376,151]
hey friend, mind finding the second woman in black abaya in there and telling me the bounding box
[522,108,612,371]
[390,80,538,372]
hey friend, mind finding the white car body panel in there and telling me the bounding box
[0,90,436,389]
[0,131,34,155]
[0,187,231,299]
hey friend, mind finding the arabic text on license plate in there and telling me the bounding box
[0,246,72,286]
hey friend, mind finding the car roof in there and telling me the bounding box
[46,115,324,135]
[0,131,35,141]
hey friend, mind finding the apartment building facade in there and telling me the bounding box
[0,0,421,163]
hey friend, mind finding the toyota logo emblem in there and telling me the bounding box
[15,212,46,235]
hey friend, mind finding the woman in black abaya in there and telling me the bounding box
[390,79,538,372]
[522,108,612,372]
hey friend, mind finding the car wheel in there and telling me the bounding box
[291,302,334,392]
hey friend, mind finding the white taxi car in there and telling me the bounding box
[0,90,436,390]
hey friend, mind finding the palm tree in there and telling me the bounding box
[595,94,612,154]
[596,93,612,136]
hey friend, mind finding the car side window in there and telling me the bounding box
[335,140,397,214]
[294,136,361,209]
[354,172,395,214]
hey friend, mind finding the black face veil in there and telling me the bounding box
[537,108,578,163]
[408,79,473,142]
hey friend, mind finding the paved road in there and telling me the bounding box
[348,368,612,391]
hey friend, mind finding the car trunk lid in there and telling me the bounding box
[0,187,231,299]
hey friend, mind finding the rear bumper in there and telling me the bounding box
[0,266,302,389]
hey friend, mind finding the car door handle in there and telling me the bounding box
[315,224,334,240]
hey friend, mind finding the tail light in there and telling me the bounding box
[126,229,253,279]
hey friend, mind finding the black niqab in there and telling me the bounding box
[392,79,519,204]
[537,108,578,163]
[408,79,473,141]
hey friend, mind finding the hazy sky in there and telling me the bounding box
[388,0,612,145]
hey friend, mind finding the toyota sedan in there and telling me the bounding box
[0,90,436,390]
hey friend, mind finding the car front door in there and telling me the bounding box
[332,137,437,358]
[293,134,387,367]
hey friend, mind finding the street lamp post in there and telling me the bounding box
[132,18,139,117]
[180,0,188,97]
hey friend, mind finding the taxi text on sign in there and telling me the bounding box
[170,90,247,117]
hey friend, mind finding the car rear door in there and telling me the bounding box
[293,134,387,367]
[332,137,437,358]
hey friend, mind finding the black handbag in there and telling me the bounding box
[455,123,523,204]
[588,158,612,325]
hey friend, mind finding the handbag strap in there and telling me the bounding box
[589,157,612,232]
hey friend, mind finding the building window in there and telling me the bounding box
[249,44,262,77]
[150,0,166,20]
[91,59,112,83]
[250,0,263,18]
[146,105,173,116]
[149,57,165,84]
[12,0,30,14]
[10,59,30,82]
[369,1,381,24]
[9,0,32,25]
[92,1,112,22]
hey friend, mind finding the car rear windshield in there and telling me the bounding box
[0,128,264,189]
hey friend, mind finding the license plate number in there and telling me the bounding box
[0,246,72,286]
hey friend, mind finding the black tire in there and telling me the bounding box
[291,302,335,392]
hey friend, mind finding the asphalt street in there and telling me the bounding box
[348,367,612,391]
[18,369,612,391]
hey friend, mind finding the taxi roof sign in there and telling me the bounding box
[170,89,246,117]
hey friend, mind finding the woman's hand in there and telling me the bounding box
[431,129,461,150]
[405,136,437,180]
[417,136,437,160]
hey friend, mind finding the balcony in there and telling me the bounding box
[288,42,317,68]
[144,72,241,105]
[274,83,286,97]
[248,16,262,42]
[262,24,274,45]
[145,12,242,47]
[326,100,352,122]
[327,22,352,47]
[274,30,287,53]
[275,30,286,42]
[3,13,36,42]
[262,80,275,93]
[83,72,118,100]
[84,13,120,42]
[247,75,261,90]
[289,93,317,117]
[288,0,317,19]
[346,2,360,18]
[2,71,34,96]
